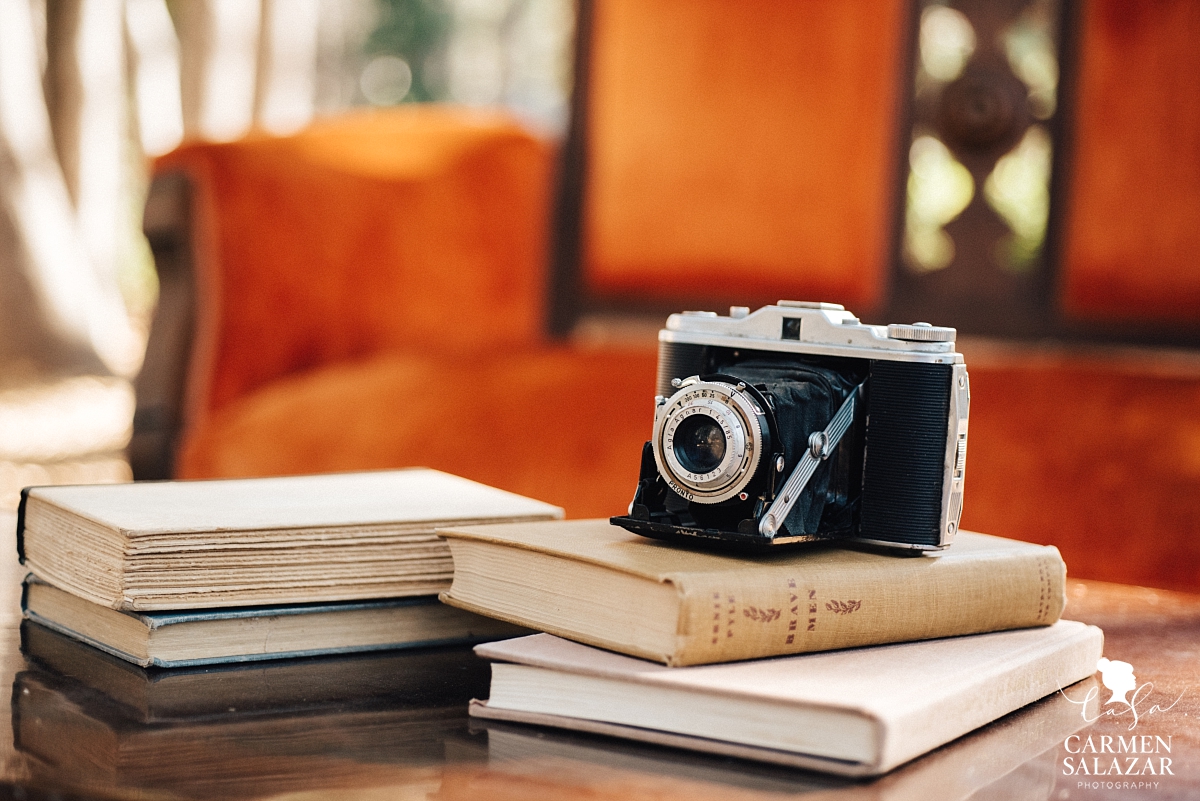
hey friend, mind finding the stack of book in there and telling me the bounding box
[16,468,1105,780]
[17,469,561,667]
[437,519,1104,777]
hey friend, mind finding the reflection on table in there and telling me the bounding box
[3,578,1199,800]
[15,623,486,799]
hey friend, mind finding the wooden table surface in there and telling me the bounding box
[1,511,1197,800]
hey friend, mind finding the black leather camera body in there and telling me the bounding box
[611,301,970,552]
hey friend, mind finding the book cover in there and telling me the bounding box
[22,575,529,668]
[470,623,1104,776]
[439,518,1066,665]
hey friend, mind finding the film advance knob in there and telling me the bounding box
[887,322,957,342]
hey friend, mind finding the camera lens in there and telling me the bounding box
[673,415,727,474]
[653,378,766,503]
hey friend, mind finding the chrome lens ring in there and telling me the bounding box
[653,380,765,503]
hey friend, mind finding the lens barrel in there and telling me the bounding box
[652,379,767,504]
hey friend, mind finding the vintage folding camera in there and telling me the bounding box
[611,301,969,551]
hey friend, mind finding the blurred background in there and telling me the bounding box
[2,0,1199,592]
[0,0,574,502]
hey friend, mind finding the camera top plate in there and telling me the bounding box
[662,302,963,365]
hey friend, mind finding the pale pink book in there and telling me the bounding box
[471,621,1103,776]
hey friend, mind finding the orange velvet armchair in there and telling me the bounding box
[137,106,657,519]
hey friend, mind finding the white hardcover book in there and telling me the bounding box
[471,621,1103,776]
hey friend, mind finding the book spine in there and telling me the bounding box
[16,487,31,563]
[670,547,1066,666]
[24,611,156,667]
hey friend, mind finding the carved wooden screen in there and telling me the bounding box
[887,0,1068,336]
[552,0,1200,344]
[889,0,1200,342]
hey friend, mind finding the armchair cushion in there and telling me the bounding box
[156,107,553,421]
[177,346,660,519]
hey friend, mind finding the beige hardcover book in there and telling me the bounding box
[438,519,1066,666]
[470,623,1104,777]
[19,469,561,611]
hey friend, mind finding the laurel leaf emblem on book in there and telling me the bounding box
[825,600,862,615]
[742,606,781,623]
